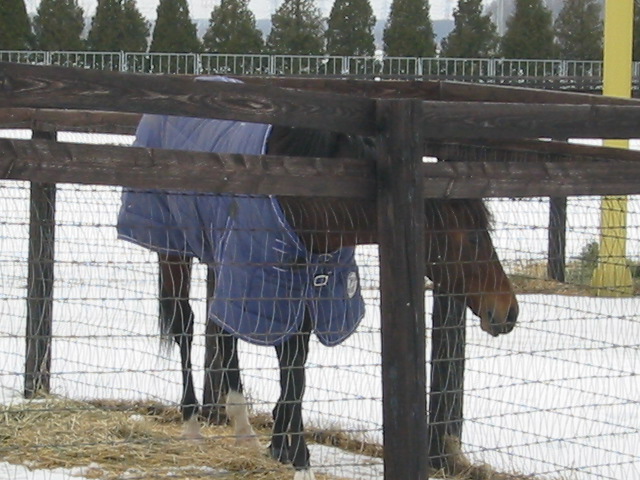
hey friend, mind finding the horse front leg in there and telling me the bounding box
[158,253,199,438]
[271,315,314,479]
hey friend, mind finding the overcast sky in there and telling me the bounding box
[24,0,460,22]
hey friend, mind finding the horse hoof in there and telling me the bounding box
[181,417,204,441]
[293,468,316,480]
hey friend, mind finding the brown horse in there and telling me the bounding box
[120,122,518,480]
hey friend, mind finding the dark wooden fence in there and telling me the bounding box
[4,62,640,479]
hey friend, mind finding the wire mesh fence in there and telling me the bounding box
[0,128,639,480]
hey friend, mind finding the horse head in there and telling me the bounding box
[425,199,518,336]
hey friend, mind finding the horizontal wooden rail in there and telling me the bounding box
[0,107,139,134]
[5,64,640,141]
[0,138,376,197]
[0,62,376,136]
[3,107,640,162]
[418,101,640,139]
[3,137,640,199]
[425,138,640,163]
[3,107,640,163]
[243,76,640,105]
[422,158,640,198]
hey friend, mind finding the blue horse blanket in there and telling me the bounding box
[117,78,365,346]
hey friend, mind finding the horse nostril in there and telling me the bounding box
[486,304,518,336]
[486,309,495,324]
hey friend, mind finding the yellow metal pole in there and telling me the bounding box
[591,0,634,296]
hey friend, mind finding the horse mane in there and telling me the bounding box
[268,126,492,232]
[267,125,375,160]
[426,198,493,231]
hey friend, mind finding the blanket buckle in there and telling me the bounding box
[313,274,330,287]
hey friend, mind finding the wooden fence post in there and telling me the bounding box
[548,196,567,282]
[24,130,57,398]
[428,293,467,471]
[547,136,568,283]
[376,99,427,480]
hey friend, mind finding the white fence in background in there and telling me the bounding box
[3,50,638,89]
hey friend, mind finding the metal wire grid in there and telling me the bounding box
[0,129,638,479]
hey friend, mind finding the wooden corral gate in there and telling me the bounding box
[3,62,640,479]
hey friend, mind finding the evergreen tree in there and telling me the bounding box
[441,0,498,57]
[33,0,85,50]
[571,240,599,284]
[122,0,150,52]
[203,0,263,53]
[87,0,120,50]
[383,0,436,57]
[266,0,325,55]
[501,0,556,59]
[87,0,149,52]
[150,0,201,52]
[326,0,376,56]
[0,0,32,49]
[554,0,602,60]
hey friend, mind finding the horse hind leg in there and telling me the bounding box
[158,254,200,439]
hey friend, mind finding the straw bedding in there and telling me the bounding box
[0,397,548,480]
[0,397,297,479]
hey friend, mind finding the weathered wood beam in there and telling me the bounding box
[422,159,640,198]
[14,95,638,141]
[548,196,567,282]
[376,99,427,480]
[0,138,376,198]
[5,64,640,141]
[4,137,640,198]
[4,108,640,161]
[427,79,636,105]
[425,139,640,163]
[24,131,56,399]
[418,101,640,139]
[428,294,466,470]
[0,107,139,134]
[0,62,376,135]
[243,76,640,105]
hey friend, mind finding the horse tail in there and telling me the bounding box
[157,256,194,355]
[157,255,199,422]
[158,291,195,354]
[158,296,175,355]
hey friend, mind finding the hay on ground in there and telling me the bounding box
[0,396,296,480]
[1,398,553,480]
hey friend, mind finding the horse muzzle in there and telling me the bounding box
[480,301,519,337]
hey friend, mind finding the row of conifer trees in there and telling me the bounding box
[2,0,640,60]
